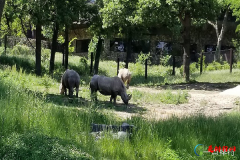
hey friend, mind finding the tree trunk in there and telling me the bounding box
[208,8,228,62]
[181,11,191,82]
[64,26,69,69]
[215,39,222,61]
[93,37,103,75]
[0,0,6,26]
[125,32,132,69]
[49,23,59,74]
[35,23,42,76]
[62,43,65,66]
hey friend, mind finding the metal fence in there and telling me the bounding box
[200,49,233,64]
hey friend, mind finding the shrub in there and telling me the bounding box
[133,62,144,76]
[134,52,151,76]
[233,61,240,69]
[190,62,198,73]
[136,52,151,65]
[79,57,89,75]
[198,55,206,71]
[162,67,173,77]
[206,61,222,71]
[11,45,34,56]
[222,61,230,69]
[160,54,172,66]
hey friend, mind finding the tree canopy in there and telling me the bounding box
[1,0,240,80]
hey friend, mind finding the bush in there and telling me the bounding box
[41,48,51,69]
[136,52,151,65]
[198,55,206,71]
[134,52,151,76]
[206,61,222,71]
[222,61,230,69]
[11,45,34,56]
[78,57,89,75]
[190,62,198,73]
[160,54,172,66]
[133,62,144,76]
[162,67,173,77]
[233,61,240,69]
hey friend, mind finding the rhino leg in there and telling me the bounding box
[110,96,112,103]
[113,96,117,104]
[63,87,67,96]
[126,77,131,89]
[76,87,79,98]
[69,87,74,98]
[110,95,117,104]
[91,89,97,101]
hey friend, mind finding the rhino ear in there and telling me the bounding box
[128,94,132,100]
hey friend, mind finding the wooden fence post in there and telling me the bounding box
[230,48,233,73]
[4,35,7,54]
[200,51,203,74]
[90,52,93,74]
[117,58,120,75]
[145,59,147,79]
[172,56,175,75]
[62,44,65,66]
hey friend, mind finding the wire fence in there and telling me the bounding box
[200,49,233,64]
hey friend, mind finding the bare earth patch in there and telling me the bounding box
[113,84,240,120]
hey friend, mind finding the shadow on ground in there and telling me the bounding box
[92,101,146,114]
[46,93,146,114]
[160,82,240,91]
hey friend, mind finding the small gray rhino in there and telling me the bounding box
[59,69,80,98]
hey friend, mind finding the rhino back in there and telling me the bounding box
[112,77,126,93]
[62,70,80,88]
[97,76,113,95]
[98,76,126,95]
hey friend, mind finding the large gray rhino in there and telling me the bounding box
[59,69,80,98]
[90,75,132,105]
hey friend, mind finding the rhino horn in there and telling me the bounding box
[128,94,132,100]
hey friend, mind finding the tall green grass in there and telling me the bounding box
[0,64,239,159]
[130,89,189,104]
[0,46,240,159]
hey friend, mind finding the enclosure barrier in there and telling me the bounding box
[199,48,233,74]
[113,48,234,81]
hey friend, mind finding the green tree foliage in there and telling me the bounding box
[207,0,230,62]
[2,0,87,75]
[100,0,147,68]
[0,0,6,30]
[133,0,218,82]
[228,0,240,33]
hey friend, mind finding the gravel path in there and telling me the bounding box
[112,84,240,120]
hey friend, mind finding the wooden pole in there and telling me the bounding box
[230,48,233,73]
[172,56,175,75]
[117,58,120,75]
[4,34,7,54]
[90,52,93,74]
[62,44,65,66]
[145,59,147,79]
[200,51,203,75]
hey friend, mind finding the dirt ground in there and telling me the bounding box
[113,83,240,120]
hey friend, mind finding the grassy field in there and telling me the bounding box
[0,46,240,159]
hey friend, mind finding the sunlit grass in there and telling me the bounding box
[193,69,240,83]
[0,46,240,159]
